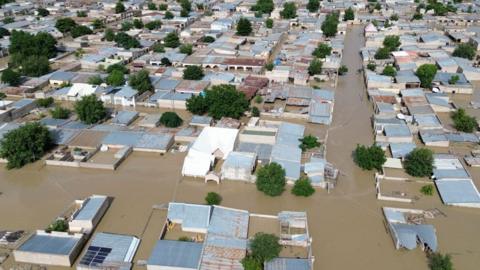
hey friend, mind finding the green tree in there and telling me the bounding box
[0,92,6,100]
[115,1,126,13]
[299,135,320,151]
[236,17,252,36]
[452,43,476,60]
[71,25,93,38]
[0,122,52,169]
[451,108,477,133]
[404,148,434,177]
[74,94,107,124]
[265,18,273,28]
[205,84,249,119]
[338,65,348,75]
[50,106,71,119]
[308,59,322,75]
[3,17,13,24]
[145,20,162,30]
[106,69,126,86]
[265,62,274,71]
[251,106,260,117]
[367,62,376,71]
[390,14,399,21]
[88,75,103,85]
[307,0,320,13]
[374,47,390,59]
[420,184,434,196]
[1,68,21,86]
[92,19,105,29]
[153,43,165,53]
[353,144,386,171]
[256,162,286,196]
[77,10,87,17]
[179,43,193,55]
[382,65,397,77]
[321,12,339,37]
[412,13,423,20]
[250,233,282,262]
[344,7,354,21]
[280,2,297,19]
[133,18,144,29]
[180,0,192,13]
[55,18,77,33]
[291,177,315,197]
[383,35,401,51]
[114,32,140,49]
[164,32,180,48]
[37,7,49,17]
[129,69,152,93]
[251,0,274,14]
[241,256,262,270]
[416,64,438,88]
[0,27,9,38]
[312,43,332,58]
[148,2,157,10]
[449,75,460,85]
[164,10,174,19]
[159,111,183,127]
[121,21,133,31]
[159,3,168,10]
[428,253,453,270]
[161,57,171,66]
[104,28,115,41]
[46,219,68,233]
[205,192,222,205]
[107,63,128,74]
[202,36,215,43]
[36,97,54,108]
[183,65,204,80]
[19,55,50,77]
[186,94,208,115]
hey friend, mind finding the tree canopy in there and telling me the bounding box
[291,177,315,197]
[114,32,140,49]
[416,64,438,88]
[307,0,320,13]
[145,20,162,30]
[256,162,286,196]
[115,1,126,13]
[452,43,476,60]
[321,12,339,37]
[106,69,126,86]
[383,35,401,51]
[251,0,274,14]
[312,43,332,58]
[164,32,181,48]
[280,2,297,19]
[183,65,204,80]
[374,47,390,60]
[37,7,50,17]
[265,18,273,28]
[71,25,93,38]
[353,144,386,171]
[129,69,152,93]
[428,253,453,270]
[50,106,71,119]
[236,17,252,36]
[55,18,77,33]
[202,36,215,43]
[1,68,21,86]
[344,7,354,21]
[159,111,183,128]
[404,148,434,177]
[74,95,107,124]
[451,108,477,133]
[164,10,174,19]
[299,135,321,151]
[205,192,222,205]
[104,28,115,41]
[382,65,397,77]
[179,43,193,55]
[249,233,282,262]
[308,59,322,75]
[0,122,52,169]
[88,75,103,85]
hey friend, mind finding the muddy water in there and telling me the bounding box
[1,25,480,270]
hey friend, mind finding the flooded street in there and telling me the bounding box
[1,25,480,270]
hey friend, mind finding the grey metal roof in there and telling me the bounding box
[208,206,249,239]
[18,234,80,255]
[223,152,256,171]
[419,129,448,143]
[389,143,416,158]
[236,142,272,162]
[135,133,173,150]
[40,118,70,128]
[384,124,411,137]
[49,71,76,82]
[390,223,437,251]
[147,240,203,268]
[414,114,442,127]
[50,129,80,145]
[265,258,311,270]
[81,232,139,265]
[436,179,480,204]
[111,111,139,126]
[10,98,35,109]
[167,203,211,231]
[73,195,108,221]
[190,115,213,125]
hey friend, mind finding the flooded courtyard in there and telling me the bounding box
[1,25,480,270]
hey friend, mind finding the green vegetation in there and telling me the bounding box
[121,21,133,31]
[116,1,126,13]
[3,17,13,24]
[428,253,453,270]
[107,63,128,74]
[291,177,315,197]
[412,13,423,20]
[390,14,399,21]
[383,35,401,51]
[179,0,191,17]
[251,0,274,14]
[104,28,115,41]
[164,10,174,19]
[0,122,52,169]
[37,8,50,17]
[178,236,193,241]
[129,69,153,93]
[256,162,286,196]
[338,65,348,75]
[416,64,438,88]
[205,192,222,205]
[46,219,68,233]
[183,65,204,80]
[251,106,260,117]
[164,32,181,48]
[74,95,107,124]
[1,68,21,86]
[241,256,262,270]
[420,184,434,196]
[50,106,71,119]
[452,43,476,60]
[249,233,282,262]
[236,17,252,36]
[312,43,332,58]
[449,75,460,85]
[92,19,105,29]
[186,84,249,119]
[265,18,273,28]
[0,92,6,100]
[451,108,477,133]
[36,97,54,108]
[255,95,263,104]
[307,0,320,13]
[308,59,323,75]
[367,62,376,71]
[88,75,103,85]
[265,62,274,71]
[153,43,165,53]
[299,135,320,151]
[0,27,9,38]
[159,3,168,10]
[353,144,386,171]
[133,18,144,29]
[202,36,215,43]
[374,47,391,60]
[321,12,339,37]
[280,2,297,19]
[161,57,172,66]
[55,18,77,33]
[159,111,183,128]
[344,7,354,21]
[71,25,93,38]
[148,2,157,10]
[179,44,193,55]
[404,148,434,177]
[114,32,140,49]
[77,10,87,17]
[106,70,126,86]
[382,65,397,77]
[145,20,162,30]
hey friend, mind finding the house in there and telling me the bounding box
[432,72,473,94]
[67,83,102,101]
[49,71,76,86]
[221,151,256,182]
[111,111,139,126]
[69,195,110,234]
[101,86,138,107]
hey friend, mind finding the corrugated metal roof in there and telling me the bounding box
[436,179,480,205]
[18,234,80,255]
[147,240,203,268]
[167,203,211,231]
[73,195,108,221]
[81,232,139,265]
[265,258,311,270]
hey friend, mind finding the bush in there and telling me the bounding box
[383,35,401,51]
[74,95,106,124]
[116,1,125,13]
[254,95,263,104]
[50,106,70,119]
[88,75,103,85]
[307,0,319,12]
[46,219,68,233]
[291,177,315,197]
[256,162,286,196]
[420,184,434,196]
[308,59,322,75]
[338,65,348,75]
[36,97,54,108]
[265,18,273,28]
[367,62,376,71]
[448,75,459,85]
[241,256,262,270]
[451,108,477,133]
[179,43,193,55]
[0,122,52,169]
[452,43,475,60]
[159,111,183,127]
[353,144,386,171]
[145,20,162,30]
[265,62,274,71]
[250,233,282,262]
[1,68,21,86]
[251,106,260,117]
[164,32,180,48]
[0,92,6,100]
[344,7,354,21]
[205,192,222,205]
[164,10,174,19]
[428,253,453,270]
[416,64,438,88]
[183,65,204,80]
[382,65,397,77]
[251,0,274,14]
[312,43,332,58]
[280,2,297,19]
[202,36,215,43]
[299,135,320,151]
[404,148,434,177]
[236,17,252,36]
[178,236,192,242]
[374,47,390,60]
[129,69,153,93]
[107,63,128,74]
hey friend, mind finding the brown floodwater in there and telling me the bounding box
[1,25,480,270]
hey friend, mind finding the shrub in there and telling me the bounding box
[452,43,475,60]
[338,65,348,75]
[382,65,397,77]
[254,95,263,104]
[205,192,222,205]
[307,0,320,13]
[164,32,180,48]
[159,111,183,127]
[178,236,192,241]
[241,256,262,270]
[179,43,193,55]
[50,106,70,119]
[88,75,103,85]
[183,65,204,80]
[265,62,274,71]
[448,75,459,85]
[416,64,438,88]
[291,177,315,197]
[256,162,286,196]
[374,47,390,59]
[46,219,68,232]
[353,144,386,171]
[36,97,54,108]
[250,233,282,262]
[367,62,376,71]
[344,7,354,21]
[299,135,320,151]
[236,17,252,36]
[251,106,260,117]
[312,43,332,58]
[265,18,273,28]
[428,253,453,270]
[202,36,215,43]
[74,94,106,124]
[404,148,434,177]
[420,184,434,196]
[451,108,477,133]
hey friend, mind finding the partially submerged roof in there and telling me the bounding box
[147,240,203,269]
[167,202,211,232]
[435,179,480,205]
[265,258,312,270]
[17,232,82,255]
[72,195,108,222]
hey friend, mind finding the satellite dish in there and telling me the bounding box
[432,87,440,93]
[397,113,405,120]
